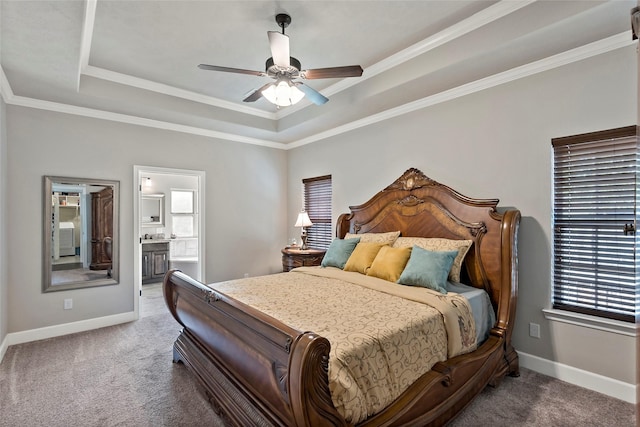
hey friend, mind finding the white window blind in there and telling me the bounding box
[552,125,638,322]
[303,175,332,250]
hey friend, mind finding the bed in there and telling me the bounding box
[163,168,521,426]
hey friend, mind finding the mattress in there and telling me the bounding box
[447,281,496,343]
[210,267,479,424]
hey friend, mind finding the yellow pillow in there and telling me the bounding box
[344,242,386,274]
[366,246,412,282]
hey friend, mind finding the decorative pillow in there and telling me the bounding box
[397,246,458,294]
[392,237,473,282]
[366,246,412,282]
[344,231,400,246]
[321,237,361,269]
[344,242,386,274]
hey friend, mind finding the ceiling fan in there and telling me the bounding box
[198,13,363,107]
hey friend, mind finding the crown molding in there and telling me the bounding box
[276,0,535,119]
[77,0,97,91]
[1,63,283,148]
[2,81,284,149]
[0,67,14,102]
[82,65,278,120]
[1,32,633,151]
[288,32,634,149]
[76,2,274,119]
[75,1,533,121]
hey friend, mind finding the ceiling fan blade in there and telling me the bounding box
[242,82,274,103]
[198,64,264,77]
[301,65,363,80]
[267,31,290,67]
[296,83,329,105]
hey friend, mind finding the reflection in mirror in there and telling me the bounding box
[43,176,119,292]
[141,193,164,226]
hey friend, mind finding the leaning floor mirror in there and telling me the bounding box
[43,176,120,292]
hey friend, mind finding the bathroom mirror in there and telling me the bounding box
[43,176,120,292]
[141,193,164,226]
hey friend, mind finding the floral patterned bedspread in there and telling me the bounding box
[210,267,476,424]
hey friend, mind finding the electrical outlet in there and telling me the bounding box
[243,273,249,278]
[529,322,540,338]
[64,299,73,310]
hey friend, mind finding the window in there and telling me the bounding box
[552,125,638,323]
[171,190,196,237]
[303,175,332,250]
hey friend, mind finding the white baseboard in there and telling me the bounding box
[0,311,137,365]
[0,333,8,365]
[518,351,637,403]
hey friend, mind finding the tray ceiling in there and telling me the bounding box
[1,1,634,147]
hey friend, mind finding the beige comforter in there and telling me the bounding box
[211,267,476,424]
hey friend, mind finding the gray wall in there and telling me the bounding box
[0,98,7,348]
[6,107,287,333]
[288,46,637,384]
[1,37,636,390]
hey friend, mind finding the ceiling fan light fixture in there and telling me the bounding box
[198,13,362,106]
[262,80,305,107]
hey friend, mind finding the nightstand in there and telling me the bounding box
[281,247,326,272]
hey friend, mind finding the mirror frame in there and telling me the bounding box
[141,193,165,226]
[43,176,120,292]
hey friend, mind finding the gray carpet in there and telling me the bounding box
[51,267,110,286]
[0,284,635,426]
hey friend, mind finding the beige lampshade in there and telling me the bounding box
[294,211,313,228]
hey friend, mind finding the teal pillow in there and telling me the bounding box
[321,237,361,269]
[397,246,458,294]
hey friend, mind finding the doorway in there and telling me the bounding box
[133,166,205,317]
[51,182,89,277]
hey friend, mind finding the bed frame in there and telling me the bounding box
[163,168,521,426]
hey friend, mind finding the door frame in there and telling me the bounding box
[133,165,205,317]
[51,182,89,268]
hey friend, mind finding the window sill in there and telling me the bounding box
[542,309,639,337]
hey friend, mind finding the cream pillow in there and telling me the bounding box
[392,237,473,282]
[344,231,400,246]
[366,246,412,282]
[344,242,386,274]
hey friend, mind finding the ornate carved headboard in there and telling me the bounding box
[336,168,520,341]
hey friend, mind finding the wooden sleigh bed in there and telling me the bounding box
[163,168,521,426]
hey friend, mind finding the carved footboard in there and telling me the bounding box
[163,270,346,426]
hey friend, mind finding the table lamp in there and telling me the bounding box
[294,211,313,250]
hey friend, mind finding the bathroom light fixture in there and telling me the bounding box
[262,80,305,107]
[294,210,313,250]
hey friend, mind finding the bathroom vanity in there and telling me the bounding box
[141,240,169,284]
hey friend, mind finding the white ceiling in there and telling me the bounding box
[0,1,635,147]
